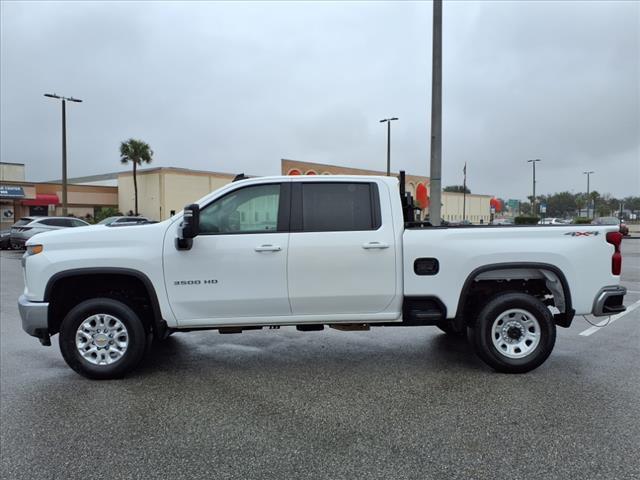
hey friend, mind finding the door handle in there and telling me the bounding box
[362,241,389,250]
[255,244,282,252]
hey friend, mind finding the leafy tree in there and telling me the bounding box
[120,138,154,215]
[443,185,471,194]
[545,191,576,217]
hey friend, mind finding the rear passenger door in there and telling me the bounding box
[287,181,397,315]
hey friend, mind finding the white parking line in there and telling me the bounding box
[579,300,640,337]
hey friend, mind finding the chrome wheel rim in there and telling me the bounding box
[75,314,129,366]
[491,309,540,359]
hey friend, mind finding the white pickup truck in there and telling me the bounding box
[19,174,627,379]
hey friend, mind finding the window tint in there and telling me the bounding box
[71,219,88,227]
[301,183,376,232]
[200,184,280,234]
[38,219,64,226]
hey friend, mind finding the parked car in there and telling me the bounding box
[592,216,629,236]
[10,216,90,249]
[18,175,627,379]
[98,216,151,226]
[0,229,11,249]
[492,218,514,225]
[538,218,567,225]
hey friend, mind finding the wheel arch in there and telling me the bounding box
[455,262,574,328]
[44,267,166,336]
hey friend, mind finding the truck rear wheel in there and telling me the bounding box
[468,292,556,373]
[59,298,147,379]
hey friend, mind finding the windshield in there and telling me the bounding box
[598,217,619,225]
[98,217,118,225]
[13,218,33,227]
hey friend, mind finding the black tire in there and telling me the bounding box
[59,298,147,379]
[436,319,466,337]
[468,292,556,373]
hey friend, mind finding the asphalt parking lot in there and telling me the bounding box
[1,243,639,480]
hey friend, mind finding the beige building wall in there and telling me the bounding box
[442,192,492,224]
[118,168,236,220]
[0,163,25,182]
[161,173,231,218]
[118,172,162,219]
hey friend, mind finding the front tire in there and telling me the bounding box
[59,298,147,379]
[468,292,556,373]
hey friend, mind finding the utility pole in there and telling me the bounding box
[583,170,594,218]
[379,117,398,176]
[429,0,443,225]
[462,162,467,221]
[44,93,83,216]
[527,159,541,216]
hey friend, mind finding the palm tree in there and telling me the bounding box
[119,139,153,215]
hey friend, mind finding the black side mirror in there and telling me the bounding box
[182,203,200,239]
[176,203,200,250]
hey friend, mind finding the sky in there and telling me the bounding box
[1,0,638,200]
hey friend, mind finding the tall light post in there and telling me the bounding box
[379,117,398,176]
[44,93,82,216]
[527,159,541,216]
[583,170,594,218]
[429,0,443,225]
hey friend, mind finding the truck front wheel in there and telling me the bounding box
[59,298,147,379]
[468,292,556,373]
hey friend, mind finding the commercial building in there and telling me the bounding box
[0,162,118,226]
[2,159,493,225]
[281,159,492,223]
[117,167,236,220]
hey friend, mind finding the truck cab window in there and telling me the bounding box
[199,184,280,234]
[301,183,377,232]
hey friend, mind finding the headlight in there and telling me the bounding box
[25,244,44,256]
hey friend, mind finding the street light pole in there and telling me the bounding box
[429,0,443,225]
[527,159,541,216]
[379,117,398,176]
[61,99,67,215]
[583,170,594,218]
[44,93,82,216]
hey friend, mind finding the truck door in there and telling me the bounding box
[163,182,291,323]
[287,181,397,315]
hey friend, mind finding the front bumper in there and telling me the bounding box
[592,286,627,317]
[10,237,26,249]
[18,294,50,344]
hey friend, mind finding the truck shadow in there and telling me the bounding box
[135,329,484,377]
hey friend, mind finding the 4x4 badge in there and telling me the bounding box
[564,231,599,237]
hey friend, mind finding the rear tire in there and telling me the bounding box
[468,292,556,373]
[59,298,147,379]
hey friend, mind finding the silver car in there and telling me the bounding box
[97,216,150,226]
[10,216,90,249]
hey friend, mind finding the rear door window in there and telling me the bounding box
[299,183,380,232]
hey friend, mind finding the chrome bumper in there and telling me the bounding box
[592,286,627,317]
[18,294,49,337]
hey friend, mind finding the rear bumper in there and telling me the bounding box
[18,294,49,338]
[592,286,627,317]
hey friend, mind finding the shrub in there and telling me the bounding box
[93,207,120,224]
[514,216,540,225]
[573,217,592,225]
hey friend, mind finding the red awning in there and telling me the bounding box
[22,194,59,206]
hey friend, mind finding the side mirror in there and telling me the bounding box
[181,203,200,239]
[176,203,200,250]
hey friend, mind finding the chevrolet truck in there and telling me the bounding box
[18,175,627,379]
